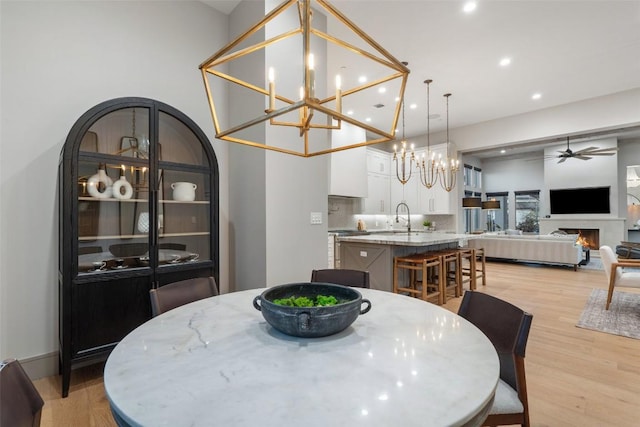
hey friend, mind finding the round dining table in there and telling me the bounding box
[104,287,499,427]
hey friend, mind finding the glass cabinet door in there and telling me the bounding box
[156,111,211,268]
[77,107,151,273]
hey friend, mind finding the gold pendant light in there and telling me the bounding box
[439,93,459,191]
[418,79,439,189]
[393,76,415,185]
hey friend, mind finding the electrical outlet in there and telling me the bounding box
[310,212,322,225]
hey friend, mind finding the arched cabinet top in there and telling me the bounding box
[62,97,218,175]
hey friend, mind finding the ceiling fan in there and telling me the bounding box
[552,137,618,163]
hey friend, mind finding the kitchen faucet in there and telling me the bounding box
[395,202,411,233]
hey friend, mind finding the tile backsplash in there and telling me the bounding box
[328,196,456,232]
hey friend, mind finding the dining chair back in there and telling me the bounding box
[600,245,640,309]
[150,276,219,317]
[310,268,370,288]
[458,291,533,427]
[0,358,45,427]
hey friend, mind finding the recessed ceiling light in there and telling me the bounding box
[395,96,400,102]
[463,1,477,13]
[347,110,354,115]
[500,149,506,154]
[409,103,417,109]
[499,57,511,67]
[358,75,367,83]
[532,93,542,100]
[365,117,371,122]
[378,87,386,94]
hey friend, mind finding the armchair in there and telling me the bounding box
[599,245,640,310]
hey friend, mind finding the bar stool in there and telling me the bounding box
[435,249,461,303]
[393,253,442,304]
[474,247,487,286]
[457,247,477,292]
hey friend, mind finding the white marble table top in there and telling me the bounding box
[104,288,499,427]
[337,232,475,247]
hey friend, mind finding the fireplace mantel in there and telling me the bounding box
[539,217,626,249]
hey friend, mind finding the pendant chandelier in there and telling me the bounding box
[393,81,415,185]
[439,93,460,192]
[418,79,438,189]
[199,0,410,157]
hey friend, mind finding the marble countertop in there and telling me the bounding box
[337,231,474,247]
[104,288,499,427]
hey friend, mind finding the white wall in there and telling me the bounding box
[0,1,229,368]
[450,89,640,152]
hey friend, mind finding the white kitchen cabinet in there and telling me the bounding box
[364,172,391,214]
[329,124,367,197]
[363,148,391,214]
[367,148,391,175]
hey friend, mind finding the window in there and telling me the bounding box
[515,190,540,234]
[463,164,482,188]
[486,192,508,231]
[464,191,482,233]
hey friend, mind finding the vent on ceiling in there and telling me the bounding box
[373,103,385,108]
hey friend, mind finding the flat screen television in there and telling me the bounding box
[549,186,610,214]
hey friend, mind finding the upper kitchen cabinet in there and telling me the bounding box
[363,148,391,214]
[364,172,391,214]
[329,124,367,197]
[58,97,219,397]
[367,148,391,175]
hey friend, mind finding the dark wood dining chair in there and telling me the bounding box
[310,268,370,288]
[0,358,45,427]
[150,276,219,317]
[457,291,533,427]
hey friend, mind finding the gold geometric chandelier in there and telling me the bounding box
[199,0,409,157]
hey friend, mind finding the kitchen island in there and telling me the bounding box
[338,232,473,292]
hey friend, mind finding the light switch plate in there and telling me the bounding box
[310,212,322,225]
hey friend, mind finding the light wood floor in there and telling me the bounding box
[33,261,640,426]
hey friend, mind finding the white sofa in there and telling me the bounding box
[467,233,584,270]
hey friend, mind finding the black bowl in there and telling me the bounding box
[253,282,371,338]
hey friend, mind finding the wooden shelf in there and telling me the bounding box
[79,197,148,203]
[79,197,208,205]
[160,232,210,238]
[79,231,210,241]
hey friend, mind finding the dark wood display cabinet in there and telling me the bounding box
[58,97,219,397]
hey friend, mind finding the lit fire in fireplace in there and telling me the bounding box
[559,228,599,250]
[576,235,590,247]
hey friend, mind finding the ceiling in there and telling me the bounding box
[203,1,640,155]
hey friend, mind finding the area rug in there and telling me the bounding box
[576,289,640,339]
[579,258,603,271]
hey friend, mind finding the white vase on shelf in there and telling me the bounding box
[113,174,133,200]
[87,164,113,199]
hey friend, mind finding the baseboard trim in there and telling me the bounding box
[19,351,59,381]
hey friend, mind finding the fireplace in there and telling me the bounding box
[559,228,600,249]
